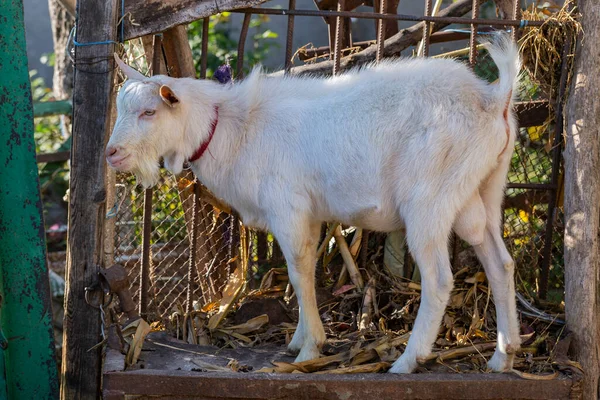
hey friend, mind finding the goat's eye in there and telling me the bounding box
[143,110,155,116]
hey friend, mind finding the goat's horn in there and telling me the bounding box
[113,53,146,81]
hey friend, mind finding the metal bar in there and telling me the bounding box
[284,0,296,73]
[200,18,209,79]
[297,30,493,61]
[139,34,165,318]
[538,35,572,300]
[376,0,386,62]
[237,13,252,79]
[468,0,480,66]
[506,183,557,190]
[422,0,432,57]
[511,0,520,42]
[33,100,73,118]
[333,0,345,75]
[0,2,59,397]
[186,183,202,315]
[139,188,153,317]
[233,8,546,27]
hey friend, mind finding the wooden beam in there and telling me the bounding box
[122,0,269,40]
[36,150,70,163]
[60,0,119,397]
[564,2,600,399]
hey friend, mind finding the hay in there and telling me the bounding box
[518,0,581,101]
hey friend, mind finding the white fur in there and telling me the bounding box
[107,33,521,373]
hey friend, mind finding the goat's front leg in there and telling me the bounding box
[271,218,324,362]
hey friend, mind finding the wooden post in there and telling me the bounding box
[564,2,600,399]
[60,0,119,397]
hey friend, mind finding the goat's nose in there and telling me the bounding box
[105,145,119,158]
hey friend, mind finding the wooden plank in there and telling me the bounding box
[122,0,269,40]
[60,0,119,397]
[36,150,70,163]
[103,368,576,399]
[33,100,72,118]
[564,2,600,399]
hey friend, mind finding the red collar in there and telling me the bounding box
[189,106,219,162]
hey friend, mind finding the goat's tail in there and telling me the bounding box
[484,32,521,110]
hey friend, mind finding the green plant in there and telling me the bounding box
[187,13,278,78]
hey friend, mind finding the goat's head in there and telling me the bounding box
[106,54,214,188]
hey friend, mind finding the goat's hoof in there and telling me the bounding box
[294,346,320,363]
[389,356,417,374]
[286,346,301,357]
[487,352,514,372]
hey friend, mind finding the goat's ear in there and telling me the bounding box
[113,53,146,81]
[159,85,180,107]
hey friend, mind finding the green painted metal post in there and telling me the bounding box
[0,1,60,399]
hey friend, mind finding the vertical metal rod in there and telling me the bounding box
[185,22,212,312]
[468,0,480,66]
[422,0,433,57]
[200,17,209,79]
[538,35,572,300]
[333,0,345,75]
[186,183,202,314]
[237,14,252,79]
[139,188,153,318]
[511,0,520,42]
[139,35,165,318]
[376,0,386,62]
[285,0,296,74]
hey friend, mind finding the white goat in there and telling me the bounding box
[107,33,521,373]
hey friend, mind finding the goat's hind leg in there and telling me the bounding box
[390,207,454,373]
[271,218,325,362]
[454,189,520,372]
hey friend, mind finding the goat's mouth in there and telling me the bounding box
[106,153,131,170]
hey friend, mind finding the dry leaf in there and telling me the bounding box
[208,263,244,330]
[224,314,269,334]
[124,318,152,367]
[465,271,486,284]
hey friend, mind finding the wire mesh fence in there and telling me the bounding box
[101,1,568,327]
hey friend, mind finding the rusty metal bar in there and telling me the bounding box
[284,0,296,73]
[139,187,153,318]
[333,0,345,75]
[506,183,557,190]
[298,31,482,61]
[468,0,480,66]
[422,0,432,57]
[139,35,165,318]
[375,0,386,62]
[511,0,520,42]
[237,13,252,79]
[233,8,545,27]
[186,183,202,314]
[538,35,572,300]
[200,17,209,79]
[185,22,211,313]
